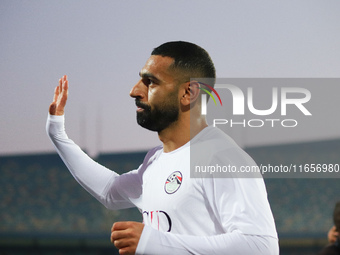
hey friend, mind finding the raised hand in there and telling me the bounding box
[49,75,68,115]
[111,221,144,255]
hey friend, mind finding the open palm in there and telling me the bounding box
[49,75,68,116]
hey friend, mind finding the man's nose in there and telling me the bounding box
[129,81,145,99]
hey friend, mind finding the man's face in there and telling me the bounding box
[130,55,183,132]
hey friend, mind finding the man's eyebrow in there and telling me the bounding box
[139,72,160,82]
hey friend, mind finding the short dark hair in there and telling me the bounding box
[334,201,340,231]
[151,41,216,87]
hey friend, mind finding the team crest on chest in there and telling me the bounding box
[164,171,183,194]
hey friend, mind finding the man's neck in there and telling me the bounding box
[158,117,208,153]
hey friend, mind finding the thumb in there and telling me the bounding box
[49,103,57,115]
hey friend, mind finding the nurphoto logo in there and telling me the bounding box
[198,82,223,115]
[197,78,312,128]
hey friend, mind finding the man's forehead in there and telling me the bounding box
[140,55,175,76]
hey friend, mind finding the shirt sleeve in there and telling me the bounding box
[136,225,279,255]
[46,114,142,210]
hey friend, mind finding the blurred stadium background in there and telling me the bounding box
[1,139,340,255]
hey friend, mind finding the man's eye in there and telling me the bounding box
[141,76,158,86]
[144,78,155,85]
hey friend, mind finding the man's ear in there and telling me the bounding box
[181,81,201,106]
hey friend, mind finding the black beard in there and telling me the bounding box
[135,99,179,132]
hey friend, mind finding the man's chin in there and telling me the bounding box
[136,111,178,132]
[136,115,156,131]
[137,122,158,132]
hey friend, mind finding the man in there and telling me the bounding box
[328,226,340,245]
[319,202,340,255]
[47,41,278,254]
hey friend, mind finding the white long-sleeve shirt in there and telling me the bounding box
[46,114,279,254]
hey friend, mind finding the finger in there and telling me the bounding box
[111,228,136,244]
[58,81,68,107]
[112,221,131,231]
[52,85,60,103]
[62,76,68,97]
[112,235,136,254]
[113,238,130,249]
[118,247,134,255]
[111,229,126,242]
[61,75,66,91]
[115,237,138,255]
[58,78,63,95]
